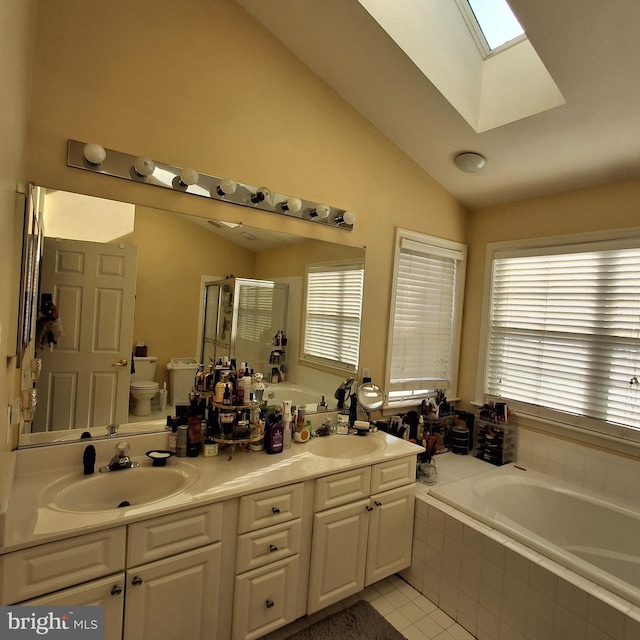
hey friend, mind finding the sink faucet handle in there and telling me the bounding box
[115,441,130,457]
[106,423,119,436]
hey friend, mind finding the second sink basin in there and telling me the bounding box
[45,466,191,512]
[306,435,386,459]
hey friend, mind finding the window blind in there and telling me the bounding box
[388,237,464,402]
[303,261,364,371]
[237,283,274,342]
[487,245,640,430]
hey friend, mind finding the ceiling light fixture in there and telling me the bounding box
[454,152,487,173]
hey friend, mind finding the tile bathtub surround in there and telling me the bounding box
[516,426,640,507]
[406,491,640,640]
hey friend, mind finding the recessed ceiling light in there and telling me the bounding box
[454,152,487,173]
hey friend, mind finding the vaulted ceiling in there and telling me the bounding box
[236,0,640,210]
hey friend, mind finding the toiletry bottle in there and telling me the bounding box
[267,413,284,454]
[176,424,188,457]
[223,381,231,406]
[283,400,292,449]
[187,398,202,457]
[168,420,178,453]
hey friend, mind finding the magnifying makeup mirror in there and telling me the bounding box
[356,382,385,419]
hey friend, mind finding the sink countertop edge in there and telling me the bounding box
[2,432,424,553]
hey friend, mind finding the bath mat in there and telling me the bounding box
[287,600,404,640]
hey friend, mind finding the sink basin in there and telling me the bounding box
[45,466,191,512]
[306,435,386,459]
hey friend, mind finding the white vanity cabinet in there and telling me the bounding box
[6,502,225,640]
[307,455,416,614]
[232,482,305,640]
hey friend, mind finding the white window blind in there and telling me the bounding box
[487,244,640,431]
[387,231,466,405]
[237,282,275,342]
[303,260,364,372]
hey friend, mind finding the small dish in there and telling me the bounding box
[146,450,175,467]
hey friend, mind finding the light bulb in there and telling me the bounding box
[336,210,357,225]
[83,143,106,165]
[250,187,271,205]
[310,204,330,220]
[215,178,238,197]
[179,167,199,186]
[133,156,155,177]
[282,197,302,213]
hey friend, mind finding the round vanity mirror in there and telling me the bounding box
[356,383,385,412]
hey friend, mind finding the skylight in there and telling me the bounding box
[465,0,524,51]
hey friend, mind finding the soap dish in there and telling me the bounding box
[146,450,175,467]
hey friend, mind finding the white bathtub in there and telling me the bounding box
[262,382,327,411]
[430,464,640,608]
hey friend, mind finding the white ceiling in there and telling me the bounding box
[235,0,640,211]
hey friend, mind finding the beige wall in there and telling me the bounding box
[25,0,467,402]
[15,0,640,449]
[0,0,36,451]
[131,207,256,388]
[457,178,640,411]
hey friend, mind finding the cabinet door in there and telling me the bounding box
[123,543,221,640]
[232,555,299,640]
[23,573,125,640]
[307,498,369,614]
[365,483,415,586]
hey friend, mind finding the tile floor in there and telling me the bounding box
[262,574,476,639]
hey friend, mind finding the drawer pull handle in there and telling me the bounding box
[131,576,143,586]
[374,500,382,507]
[265,599,275,609]
[111,585,123,596]
[272,507,280,514]
[366,505,373,512]
[269,544,278,552]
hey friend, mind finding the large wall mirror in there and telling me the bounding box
[19,187,365,448]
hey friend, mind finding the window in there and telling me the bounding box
[386,229,467,407]
[302,260,364,373]
[461,0,525,54]
[483,236,640,438]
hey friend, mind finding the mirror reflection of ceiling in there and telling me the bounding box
[43,190,306,253]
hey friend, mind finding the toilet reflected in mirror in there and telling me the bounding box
[129,356,159,416]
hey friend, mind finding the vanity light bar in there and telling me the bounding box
[66,140,355,231]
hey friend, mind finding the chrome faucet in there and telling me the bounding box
[99,441,139,472]
[106,423,119,436]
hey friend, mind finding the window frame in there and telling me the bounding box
[385,228,467,409]
[300,258,364,375]
[477,228,640,444]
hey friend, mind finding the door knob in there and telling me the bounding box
[113,359,129,367]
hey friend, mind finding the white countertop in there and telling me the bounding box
[2,431,423,553]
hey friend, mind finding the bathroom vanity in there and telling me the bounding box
[0,431,421,640]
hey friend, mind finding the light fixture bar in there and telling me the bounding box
[66,140,355,230]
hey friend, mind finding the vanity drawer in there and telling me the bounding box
[314,467,371,512]
[2,527,126,604]
[238,483,303,534]
[128,503,223,566]
[371,456,416,494]
[236,518,301,574]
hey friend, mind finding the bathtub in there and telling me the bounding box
[261,382,327,410]
[430,464,640,608]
